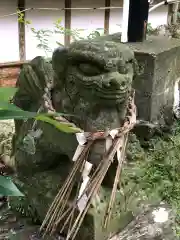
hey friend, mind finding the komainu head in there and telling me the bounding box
[53,38,135,106]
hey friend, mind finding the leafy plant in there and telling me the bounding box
[146,23,162,35]
[17,10,104,56]
[165,23,180,38]
[31,28,53,57]
[121,125,180,237]
[0,87,81,133]
[17,10,31,25]
[0,176,23,196]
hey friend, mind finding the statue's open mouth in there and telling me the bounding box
[74,71,131,101]
[83,86,129,101]
[73,80,129,102]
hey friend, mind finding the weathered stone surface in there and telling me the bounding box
[10,38,136,239]
[128,36,180,125]
[0,120,14,163]
[93,34,180,125]
[109,204,177,240]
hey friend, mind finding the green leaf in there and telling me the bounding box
[54,30,64,34]
[96,28,104,30]
[0,102,23,111]
[94,31,101,37]
[35,115,82,133]
[78,28,86,32]
[56,18,62,24]
[56,41,64,47]
[31,27,35,32]
[25,20,32,25]
[0,106,76,121]
[0,109,36,120]
[0,87,18,102]
[0,176,24,196]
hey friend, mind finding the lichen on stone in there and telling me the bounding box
[0,120,14,157]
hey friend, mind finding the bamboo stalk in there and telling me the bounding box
[103,134,128,229]
[68,157,113,240]
[66,137,124,240]
[52,150,89,234]
[40,141,92,233]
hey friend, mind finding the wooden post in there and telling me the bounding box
[104,0,111,34]
[64,0,71,46]
[18,0,26,60]
[167,2,179,25]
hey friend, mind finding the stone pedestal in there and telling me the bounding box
[128,36,180,124]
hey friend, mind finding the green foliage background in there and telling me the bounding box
[122,123,180,236]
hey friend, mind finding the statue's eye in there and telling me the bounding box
[78,63,101,76]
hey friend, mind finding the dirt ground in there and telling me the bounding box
[0,201,64,240]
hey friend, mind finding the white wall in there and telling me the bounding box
[25,0,65,60]
[0,0,168,63]
[0,0,19,62]
[71,0,105,34]
[148,6,168,28]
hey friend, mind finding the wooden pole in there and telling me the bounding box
[167,2,179,25]
[18,0,26,60]
[64,0,71,46]
[104,0,111,34]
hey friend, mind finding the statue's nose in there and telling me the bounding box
[109,78,119,88]
[102,73,121,88]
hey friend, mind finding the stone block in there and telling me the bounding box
[127,36,180,124]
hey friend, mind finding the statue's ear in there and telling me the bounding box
[52,46,69,76]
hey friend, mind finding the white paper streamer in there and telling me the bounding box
[109,129,119,139]
[76,132,87,146]
[77,193,88,213]
[73,129,120,211]
[72,145,85,162]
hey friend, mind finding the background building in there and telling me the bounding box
[0,0,168,63]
